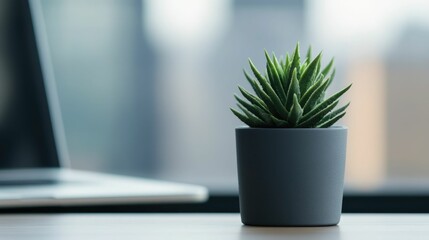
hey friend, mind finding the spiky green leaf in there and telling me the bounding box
[272,54,286,96]
[299,52,322,94]
[306,45,312,63]
[285,69,300,111]
[234,95,271,123]
[271,116,289,127]
[302,78,330,114]
[272,54,284,79]
[244,69,281,117]
[243,70,262,98]
[283,54,292,93]
[230,108,255,127]
[286,43,300,83]
[318,111,346,128]
[249,59,289,119]
[300,74,325,105]
[233,43,351,128]
[264,51,286,103]
[326,68,336,88]
[279,58,284,68]
[315,57,321,79]
[297,100,339,128]
[301,83,352,123]
[321,58,334,77]
[283,54,290,73]
[316,69,336,105]
[237,86,267,111]
[248,58,267,84]
[288,94,303,127]
[320,102,350,124]
[237,104,266,126]
[300,61,308,76]
[252,81,282,117]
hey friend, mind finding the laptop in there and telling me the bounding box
[0,0,207,208]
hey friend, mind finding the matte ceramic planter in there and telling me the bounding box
[236,126,347,226]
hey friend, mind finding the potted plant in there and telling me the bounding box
[231,43,351,226]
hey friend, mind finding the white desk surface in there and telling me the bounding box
[0,213,427,240]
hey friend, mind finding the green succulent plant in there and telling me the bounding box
[231,43,351,128]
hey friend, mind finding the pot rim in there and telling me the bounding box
[235,125,347,131]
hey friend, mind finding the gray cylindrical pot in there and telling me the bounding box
[236,126,347,226]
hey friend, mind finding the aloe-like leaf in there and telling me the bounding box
[301,83,352,123]
[318,111,346,128]
[316,69,336,105]
[318,68,336,99]
[266,90,289,119]
[249,59,289,119]
[285,69,301,111]
[306,45,312,63]
[272,53,284,78]
[265,66,273,85]
[302,78,330,114]
[285,43,300,84]
[283,54,291,73]
[326,68,336,88]
[279,58,284,68]
[244,69,280,117]
[264,51,286,103]
[230,108,257,127]
[273,54,288,104]
[243,69,262,98]
[238,85,268,111]
[288,94,303,127]
[300,61,308,76]
[252,81,282,117]
[299,52,322,94]
[232,44,350,129]
[300,74,325,105]
[248,58,267,84]
[319,102,350,124]
[237,104,266,126]
[271,116,289,127]
[263,63,284,106]
[283,54,292,93]
[315,72,326,82]
[272,53,286,90]
[321,58,334,77]
[234,95,271,123]
[297,100,339,128]
[315,58,321,80]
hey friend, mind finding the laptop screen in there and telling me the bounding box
[0,0,60,168]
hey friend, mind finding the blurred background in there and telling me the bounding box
[17,0,429,193]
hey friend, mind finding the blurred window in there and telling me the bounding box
[40,0,429,194]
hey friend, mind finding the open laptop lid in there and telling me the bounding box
[0,0,69,169]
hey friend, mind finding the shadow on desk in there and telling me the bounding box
[2,195,429,213]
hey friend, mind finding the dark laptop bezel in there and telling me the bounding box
[0,0,69,170]
[28,0,70,167]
